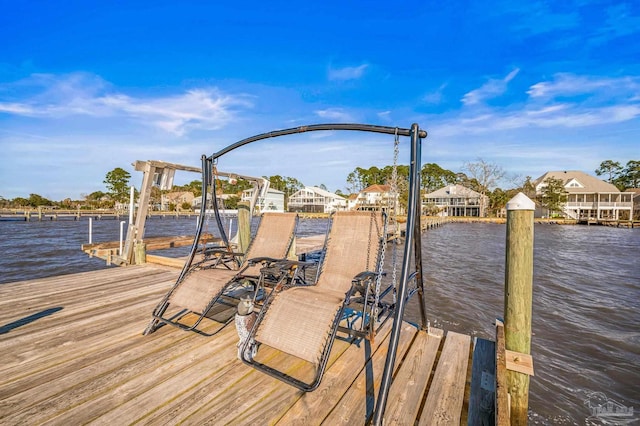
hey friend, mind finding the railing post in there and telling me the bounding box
[504,192,535,425]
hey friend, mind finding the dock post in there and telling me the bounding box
[504,192,535,425]
[134,241,147,264]
[237,202,251,258]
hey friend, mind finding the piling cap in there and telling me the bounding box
[506,192,535,211]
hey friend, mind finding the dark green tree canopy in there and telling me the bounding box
[540,177,568,216]
[104,167,132,203]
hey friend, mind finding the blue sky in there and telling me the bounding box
[1,0,638,200]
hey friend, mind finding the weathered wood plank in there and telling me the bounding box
[0,266,174,305]
[274,321,394,425]
[180,337,352,425]
[3,325,238,424]
[0,297,165,386]
[495,320,510,426]
[83,331,241,425]
[467,337,496,426]
[322,323,417,425]
[383,329,444,425]
[419,331,471,426]
[0,280,171,342]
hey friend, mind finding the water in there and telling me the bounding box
[0,218,638,423]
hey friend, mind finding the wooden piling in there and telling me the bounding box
[134,241,147,265]
[237,202,251,258]
[504,192,534,425]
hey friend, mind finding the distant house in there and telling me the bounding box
[626,189,640,220]
[346,193,359,211]
[241,188,285,212]
[355,184,400,212]
[287,186,346,213]
[423,185,488,217]
[161,191,195,211]
[533,171,633,221]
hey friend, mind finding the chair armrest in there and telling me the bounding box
[352,271,386,282]
[201,247,244,257]
[273,259,316,272]
[247,256,281,265]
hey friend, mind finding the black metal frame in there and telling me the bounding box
[153,123,426,421]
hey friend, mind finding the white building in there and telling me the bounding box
[241,188,285,212]
[533,170,633,221]
[354,184,401,213]
[423,185,487,217]
[287,186,346,213]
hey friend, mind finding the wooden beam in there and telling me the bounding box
[467,337,496,425]
[495,319,510,426]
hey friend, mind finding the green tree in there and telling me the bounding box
[488,188,512,217]
[104,167,131,203]
[595,160,622,183]
[421,163,457,193]
[615,160,639,190]
[540,177,568,217]
[224,195,241,209]
[520,176,537,200]
[11,197,30,207]
[28,193,53,207]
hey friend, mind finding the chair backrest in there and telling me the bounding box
[242,212,297,270]
[315,211,383,294]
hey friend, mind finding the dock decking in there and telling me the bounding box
[0,265,496,425]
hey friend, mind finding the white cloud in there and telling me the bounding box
[423,83,448,104]
[328,64,368,81]
[314,108,354,122]
[462,68,520,105]
[527,73,640,101]
[0,73,253,135]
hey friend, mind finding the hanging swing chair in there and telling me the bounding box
[145,123,428,418]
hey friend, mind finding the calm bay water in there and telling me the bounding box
[0,217,638,423]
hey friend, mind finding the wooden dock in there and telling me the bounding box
[0,265,507,425]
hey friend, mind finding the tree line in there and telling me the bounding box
[1,159,637,216]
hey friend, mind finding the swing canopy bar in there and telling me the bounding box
[207,123,427,162]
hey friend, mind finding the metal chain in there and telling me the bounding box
[372,210,387,325]
[389,130,400,303]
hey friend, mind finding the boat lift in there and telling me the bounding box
[121,160,270,265]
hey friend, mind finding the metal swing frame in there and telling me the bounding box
[165,123,427,421]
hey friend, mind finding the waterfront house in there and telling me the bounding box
[533,171,633,221]
[423,185,488,217]
[241,187,285,212]
[346,193,359,211]
[628,188,640,220]
[161,191,195,211]
[287,186,346,213]
[355,184,400,212]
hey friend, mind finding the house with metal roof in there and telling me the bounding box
[423,185,488,217]
[287,186,346,213]
[533,171,633,221]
